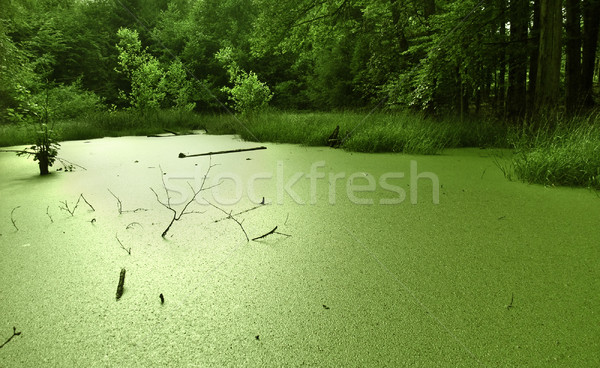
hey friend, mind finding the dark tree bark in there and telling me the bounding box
[506,0,529,118]
[528,0,540,112]
[424,0,435,19]
[496,0,507,112]
[534,0,563,116]
[566,0,582,115]
[581,0,600,106]
[390,0,409,52]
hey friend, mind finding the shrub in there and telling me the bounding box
[215,47,273,115]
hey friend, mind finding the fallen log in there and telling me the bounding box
[115,268,126,300]
[179,146,267,158]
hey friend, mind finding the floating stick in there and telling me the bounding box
[116,268,126,300]
[178,146,266,158]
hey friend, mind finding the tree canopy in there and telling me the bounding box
[1,0,599,123]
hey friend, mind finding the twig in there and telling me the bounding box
[284,213,289,225]
[46,205,53,223]
[0,149,36,155]
[108,189,123,214]
[252,226,292,241]
[59,194,95,216]
[126,222,142,230]
[56,157,87,171]
[151,159,216,238]
[506,293,514,310]
[80,194,95,211]
[10,206,20,231]
[252,226,277,241]
[115,234,131,255]
[208,203,249,242]
[0,327,22,349]
[108,189,147,214]
[213,204,264,223]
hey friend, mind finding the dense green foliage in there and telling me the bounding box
[1,0,598,118]
[0,0,599,187]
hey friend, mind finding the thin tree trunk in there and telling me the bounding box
[566,0,582,115]
[534,0,563,117]
[528,0,540,114]
[506,0,529,118]
[424,0,435,19]
[581,0,600,106]
[497,0,507,113]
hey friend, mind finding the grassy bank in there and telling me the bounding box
[1,109,599,189]
[240,111,508,153]
[503,117,600,190]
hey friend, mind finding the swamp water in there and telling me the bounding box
[0,134,599,366]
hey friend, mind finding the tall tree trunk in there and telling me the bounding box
[497,0,507,113]
[390,0,409,52]
[581,0,600,106]
[534,0,563,116]
[566,0,582,115]
[506,0,528,118]
[424,0,436,19]
[528,0,541,113]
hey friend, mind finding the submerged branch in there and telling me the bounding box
[0,327,22,349]
[10,206,20,231]
[208,202,249,242]
[252,226,292,241]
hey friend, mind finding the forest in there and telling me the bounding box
[1,0,599,187]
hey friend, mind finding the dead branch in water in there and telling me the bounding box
[208,203,249,242]
[151,159,216,238]
[116,268,126,300]
[115,233,131,255]
[252,226,292,241]
[108,189,147,214]
[56,157,87,171]
[59,194,94,216]
[0,327,22,349]
[213,203,265,223]
[46,205,53,223]
[10,206,20,231]
[178,146,266,158]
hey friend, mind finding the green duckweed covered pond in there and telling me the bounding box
[0,134,599,366]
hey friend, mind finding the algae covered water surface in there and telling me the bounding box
[0,134,599,366]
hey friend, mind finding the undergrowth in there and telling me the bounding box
[503,115,600,189]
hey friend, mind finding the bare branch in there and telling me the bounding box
[252,226,292,241]
[59,194,94,216]
[126,222,142,230]
[56,157,87,171]
[46,206,53,223]
[213,203,264,223]
[10,206,20,231]
[108,189,147,214]
[208,203,249,242]
[115,233,131,255]
[151,157,217,238]
[0,327,22,349]
[80,194,95,211]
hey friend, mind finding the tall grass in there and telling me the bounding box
[239,111,507,154]
[505,115,600,189]
[0,109,240,147]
